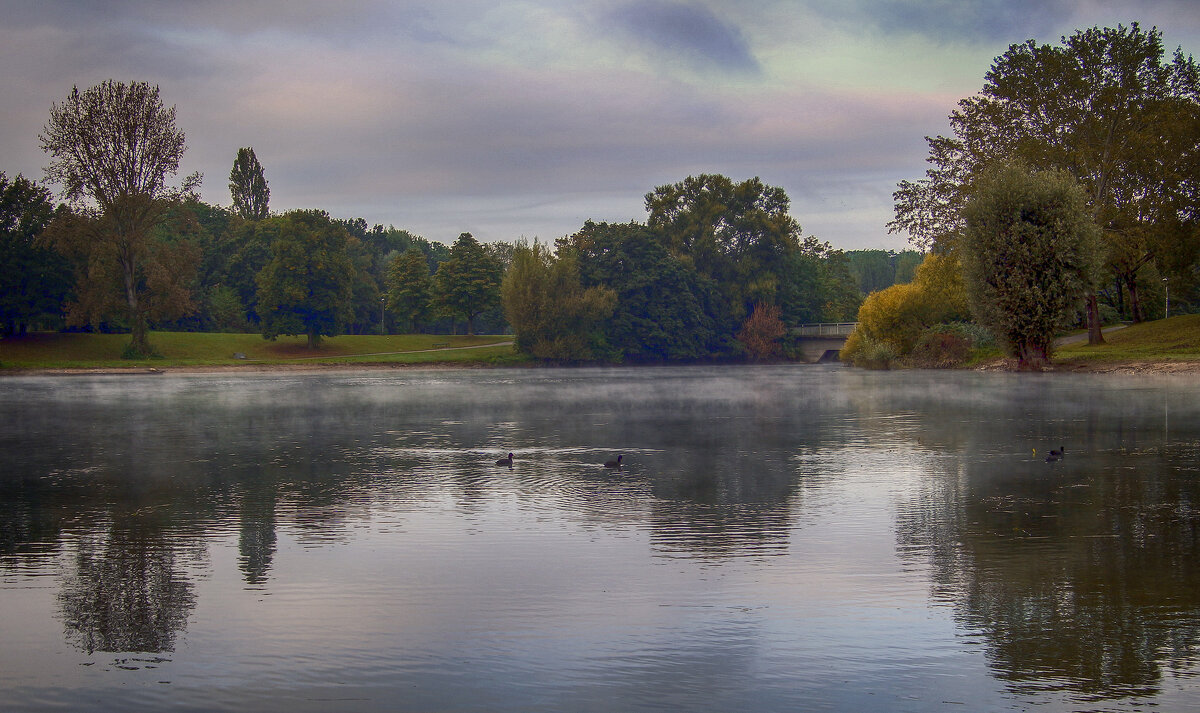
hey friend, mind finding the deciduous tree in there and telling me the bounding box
[960,164,1102,370]
[0,173,71,335]
[255,210,355,348]
[891,24,1200,342]
[40,80,201,355]
[501,240,615,360]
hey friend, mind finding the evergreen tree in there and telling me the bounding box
[431,232,501,335]
[385,247,433,332]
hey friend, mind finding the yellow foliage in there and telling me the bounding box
[842,252,969,366]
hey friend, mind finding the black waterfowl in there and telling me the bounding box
[496,452,514,466]
[604,455,623,468]
[1045,445,1065,462]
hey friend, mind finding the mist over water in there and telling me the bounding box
[2,366,1198,712]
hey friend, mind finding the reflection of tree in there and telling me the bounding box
[891,377,1200,701]
[58,525,196,654]
[239,486,277,585]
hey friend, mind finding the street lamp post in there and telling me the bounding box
[1163,277,1170,319]
[380,297,386,335]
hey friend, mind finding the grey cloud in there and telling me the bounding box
[605,0,761,74]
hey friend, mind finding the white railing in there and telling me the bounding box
[793,322,858,337]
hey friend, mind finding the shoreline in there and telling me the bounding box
[6,358,1200,376]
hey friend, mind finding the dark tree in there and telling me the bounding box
[0,173,71,335]
[432,232,502,335]
[229,147,270,220]
[256,210,356,348]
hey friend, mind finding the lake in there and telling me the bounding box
[1,365,1198,712]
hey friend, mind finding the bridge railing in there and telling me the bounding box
[793,322,858,337]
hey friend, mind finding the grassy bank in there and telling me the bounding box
[0,331,525,370]
[1055,314,1200,366]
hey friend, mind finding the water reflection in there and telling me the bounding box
[1,367,1198,712]
[889,373,1200,701]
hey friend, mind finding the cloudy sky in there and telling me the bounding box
[2,1,1198,250]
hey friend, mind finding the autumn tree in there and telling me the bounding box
[229,147,269,220]
[737,303,786,361]
[842,251,969,368]
[0,173,71,335]
[255,210,355,348]
[891,24,1200,342]
[432,232,501,335]
[40,80,201,356]
[385,246,433,332]
[961,164,1102,370]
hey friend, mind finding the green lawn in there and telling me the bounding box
[1056,313,1200,364]
[0,331,525,370]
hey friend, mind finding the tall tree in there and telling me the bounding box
[891,24,1200,343]
[432,232,501,335]
[229,147,270,220]
[645,174,800,321]
[0,173,71,335]
[385,247,433,332]
[960,164,1102,370]
[255,210,355,348]
[40,80,201,356]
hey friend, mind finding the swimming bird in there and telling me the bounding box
[496,452,514,466]
[604,455,623,468]
[1045,445,1065,462]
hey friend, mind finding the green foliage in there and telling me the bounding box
[0,173,71,335]
[645,174,802,320]
[564,221,725,361]
[204,284,247,332]
[891,23,1200,340]
[961,163,1103,369]
[845,249,925,294]
[501,240,615,360]
[386,247,433,332]
[432,233,502,335]
[229,147,270,220]
[255,210,356,348]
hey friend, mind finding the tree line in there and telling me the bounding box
[3,80,877,362]
[848,22,1200,370]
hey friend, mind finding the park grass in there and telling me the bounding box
[0,331,525,370]
[1055,313,1200,365]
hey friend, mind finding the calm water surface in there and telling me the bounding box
[1,365,1198,712]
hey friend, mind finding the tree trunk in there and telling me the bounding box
[307,331,321,349]
[466,315,475,336]
[1086,293,1105,345]
[1127,277,1143,323]
[1017,341,1050,371]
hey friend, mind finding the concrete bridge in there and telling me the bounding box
[792,323,857,362]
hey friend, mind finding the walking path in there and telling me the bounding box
[1054,324,1127,347]
[278,340,514,361]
